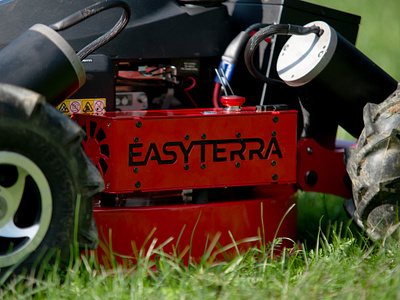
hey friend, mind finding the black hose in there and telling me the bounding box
[49,0,131,60]
[244,23,269,34]
[244,24,323,85]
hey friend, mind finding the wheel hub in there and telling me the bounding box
[0,195,6,221]
[0,151,52,268]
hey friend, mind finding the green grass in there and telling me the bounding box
[297,191,354,246]
[1,221,399,299]
[0,191,392,299]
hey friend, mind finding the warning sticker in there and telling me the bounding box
[83,102,94,113]
[59,102,69,113]
[70,101,81,113]
[57,98,106,115]
[94,100,105,114]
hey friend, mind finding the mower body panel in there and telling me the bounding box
[73,107,297,193]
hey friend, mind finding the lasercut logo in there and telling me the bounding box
[128,137,282,166]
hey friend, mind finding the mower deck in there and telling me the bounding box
[92,184,297,264]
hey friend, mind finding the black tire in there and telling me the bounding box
[345,83,400,241]
[0,84,104,279]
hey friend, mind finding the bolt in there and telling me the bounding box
[201,164,206,169]
[305,170,318,186]
[133,167,139,173]
[236,162,241,168]
[272,131,277,136]
[136,121,142,128]
[107,122,111,128]
[273,116,279,123]
[135,181,141,188]
[236,132,241,138]
[307,147,313,154]
[271,160,276,166]
[184,165,189,171]
[185,134,190,141]
[272,174,278,181]
[134,137,139,143]
[106,182,110,189]
[201,134,206,140]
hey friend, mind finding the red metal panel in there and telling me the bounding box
[92,184,297,264]
[73,108,297,193]
[297,138,353,198]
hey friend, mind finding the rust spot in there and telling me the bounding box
[387,103,400,114]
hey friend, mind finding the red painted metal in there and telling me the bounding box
[73,106,299,265]
[92,184,297,265]
[73,107,297,193]
[297,138,353,198]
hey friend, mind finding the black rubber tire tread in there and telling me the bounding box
[345,83,400,241]
[0,84,104,278]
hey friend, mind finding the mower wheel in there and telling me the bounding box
[0,84,104,279]
[345,83,400,241]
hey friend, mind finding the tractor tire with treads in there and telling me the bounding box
[0,84,104,279]
[345,83,400,242]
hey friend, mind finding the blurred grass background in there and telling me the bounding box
[307,0,400,80]
[296,0,400,244]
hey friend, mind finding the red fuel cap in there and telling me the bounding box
[220,95,246,110]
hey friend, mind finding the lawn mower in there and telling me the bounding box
[0,0,398,276]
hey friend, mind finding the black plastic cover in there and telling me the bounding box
[69,54,116,111]
[0,0,233,59]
